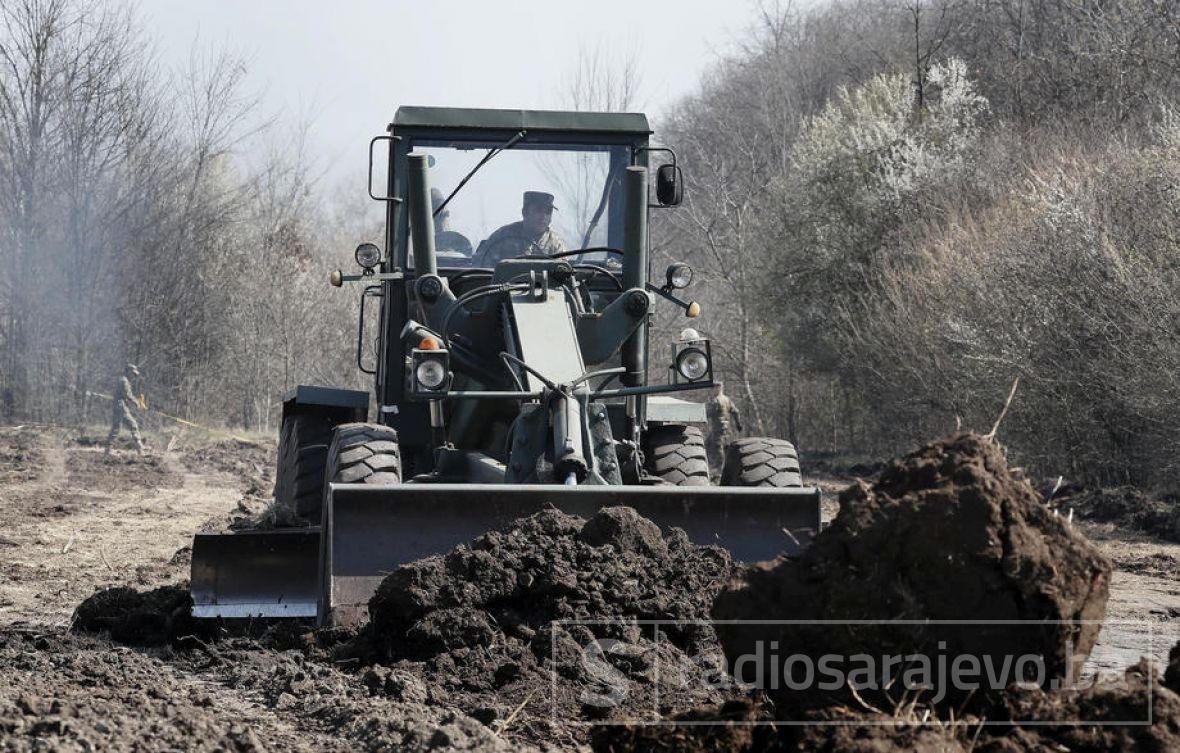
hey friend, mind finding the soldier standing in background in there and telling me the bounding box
[705,381,742,476]
[105,364,146,455]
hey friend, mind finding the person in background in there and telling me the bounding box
[105,364,146,455]
[705,381,742,477]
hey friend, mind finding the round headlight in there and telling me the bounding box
[676,347,709,381]
[415,359,447,390]
[679,327,701,342]
[355,242,381,270]
[667,263,694,289]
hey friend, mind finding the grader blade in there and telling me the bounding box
[190,528,320,619]
[321,482,821,626]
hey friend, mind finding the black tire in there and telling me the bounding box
[274,413,334,525]
[721,437,804,487]
[323,422,401,492]
[642,424,710,486]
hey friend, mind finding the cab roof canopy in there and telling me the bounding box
[392,106,651,136]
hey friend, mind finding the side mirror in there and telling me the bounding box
[656,164,683,206]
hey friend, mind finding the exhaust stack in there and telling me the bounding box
[407,153,438,277]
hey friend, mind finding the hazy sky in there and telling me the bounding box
[143,0,760,186]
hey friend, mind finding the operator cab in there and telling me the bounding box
[358,107,689,474]
[404,137,633,304]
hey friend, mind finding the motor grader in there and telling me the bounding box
[190,106,820,626]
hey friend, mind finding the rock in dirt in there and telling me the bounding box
[73,584,193,645]
[365,506,737,735]
[713,433,1111,715]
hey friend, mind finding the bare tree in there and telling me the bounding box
[547,41,643,247]
[658,3,816,437]
[0,0,81,418]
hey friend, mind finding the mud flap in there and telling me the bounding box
[322,483,821,626]
[190,528,321,619]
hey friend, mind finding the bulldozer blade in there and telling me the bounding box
[322,482,821,626]
[190,528,321,619]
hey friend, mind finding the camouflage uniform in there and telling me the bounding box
[106,370,145,452]
[705,391,742,474]
[473,220,567,266]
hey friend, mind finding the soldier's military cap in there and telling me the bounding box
[522,191,557,211]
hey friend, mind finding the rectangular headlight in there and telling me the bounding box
[410,348,452,397]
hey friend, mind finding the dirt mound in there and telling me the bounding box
[714,433,1111,715]
[365,506,737,739]
[1064,486,1180,542]
[65,450,182,491]
[72,584,193,646]
[800,450,885,479]
[181,438,273,484]
[0,427,44,483]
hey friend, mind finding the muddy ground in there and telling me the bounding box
[1,426,1178,751]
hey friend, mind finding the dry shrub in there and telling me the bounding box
[838,126,1180,484]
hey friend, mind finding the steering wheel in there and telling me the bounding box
[472,235,546,267]
[572,263,623,291]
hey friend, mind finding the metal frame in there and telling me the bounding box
[356,285,383,375]
[367,135,402,202]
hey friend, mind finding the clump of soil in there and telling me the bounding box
[0,630,337,753]
[594,658,1180,753]
[169,637,530,752]
[65,450,182,492]
[197,485,278,533]
[0,428,44,483]
[590,699,774,753]
[713,433,1111,715]
[788,660,1180,752]
[72,584,193,646]
[364,506,737,738]
[1166,641,1180,695]
[1063,486,1180,542]
[973,659,1180,751]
